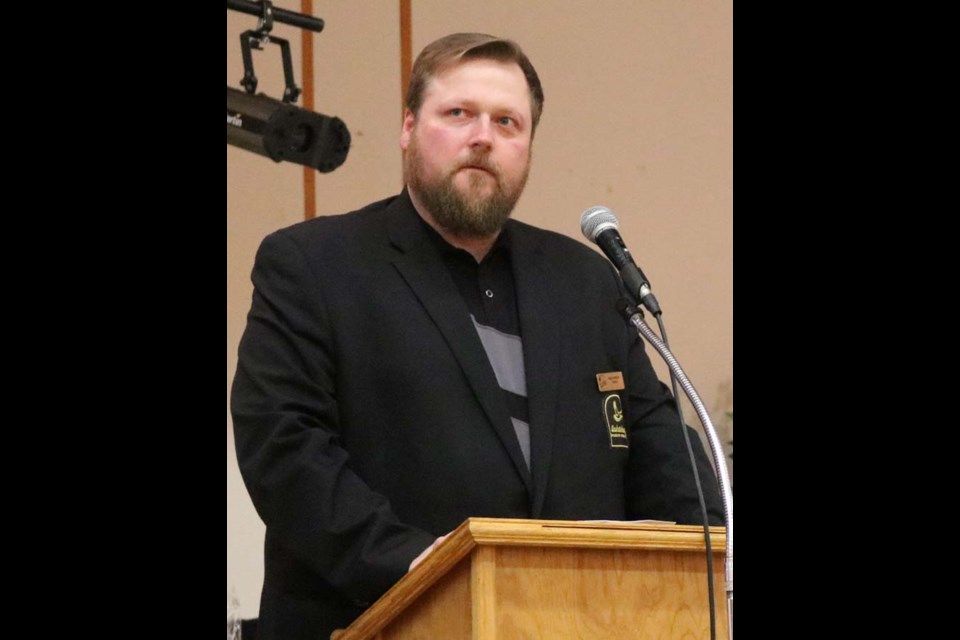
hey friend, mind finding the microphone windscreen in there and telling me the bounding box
[580,206,619,241]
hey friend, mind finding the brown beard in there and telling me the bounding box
[404,134,530,239]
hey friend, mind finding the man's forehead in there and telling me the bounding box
[422,59,532,109]
[431,58,524,84]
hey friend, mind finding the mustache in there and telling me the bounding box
[457,154,500,176]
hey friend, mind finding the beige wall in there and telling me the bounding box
[226,3,303,618]
[228,0,731,618]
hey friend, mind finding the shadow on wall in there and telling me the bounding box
[713,378,733,488]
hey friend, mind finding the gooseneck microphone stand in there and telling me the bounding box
[621,303,734,640]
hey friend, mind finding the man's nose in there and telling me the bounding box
[468,115,494,149]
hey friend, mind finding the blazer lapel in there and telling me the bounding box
[507,222,561,518]
[386,193,534,495]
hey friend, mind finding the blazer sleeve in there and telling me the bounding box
[613,275,726,526]
[231,229,436,604]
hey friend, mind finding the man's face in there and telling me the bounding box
[401,58,533,238]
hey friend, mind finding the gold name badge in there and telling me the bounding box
[596,371,625,392]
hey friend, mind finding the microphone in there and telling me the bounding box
[580,206,662,315]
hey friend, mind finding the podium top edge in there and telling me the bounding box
[455,517,726,551]
[465,516,725,534]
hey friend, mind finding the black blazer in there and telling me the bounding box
[231,190,723,640]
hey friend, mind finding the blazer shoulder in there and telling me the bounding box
[270,194,398,248]
[275,196,397,239]
[509,219,614,274]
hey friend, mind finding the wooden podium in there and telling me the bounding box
[335,517,727,639]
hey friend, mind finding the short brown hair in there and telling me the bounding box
[405,33,545,136]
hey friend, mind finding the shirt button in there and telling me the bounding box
[485,289,494,298]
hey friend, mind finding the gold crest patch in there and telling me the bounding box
[603,393,628,448]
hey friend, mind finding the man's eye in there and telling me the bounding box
[449,108,463,116]
[498,117,514,126]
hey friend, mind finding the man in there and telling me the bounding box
[232,32,723,640]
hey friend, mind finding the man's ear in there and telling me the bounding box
[400,109,415,151]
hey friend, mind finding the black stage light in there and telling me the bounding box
[227,86,351,173]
